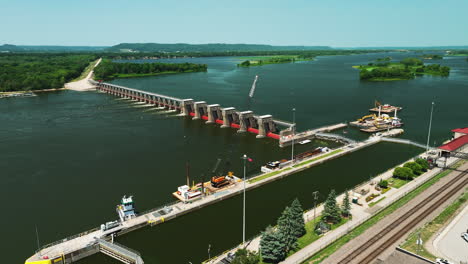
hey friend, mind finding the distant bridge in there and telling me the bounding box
[91,80,294,139]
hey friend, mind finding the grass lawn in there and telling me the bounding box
[248,167,292,184]
[293,149,343,168]
[301,161,464,263]
[369,197,386,207]
[401,190,468,260]
[294,217,350,253]
[389,178,411,189]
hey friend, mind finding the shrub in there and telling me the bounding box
[404,162,424,175]
[415,158,429,171]
[231,249,260,264]
[393,167,415,180]
[378,180,389,189]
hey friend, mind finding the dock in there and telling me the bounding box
[279,123,348,147]
[26,133,421,264]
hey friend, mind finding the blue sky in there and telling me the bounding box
[1,0,467,47]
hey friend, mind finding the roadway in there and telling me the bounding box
[433,204,468,263]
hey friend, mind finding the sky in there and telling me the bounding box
[1,0,467,47]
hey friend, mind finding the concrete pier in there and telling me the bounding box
[92,81,293,140]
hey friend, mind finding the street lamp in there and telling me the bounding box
[426,102,435,152]
[291,108,296,163]
[312,191,319,223]
[242,154,248,244]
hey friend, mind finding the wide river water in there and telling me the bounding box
[1,52,467,264]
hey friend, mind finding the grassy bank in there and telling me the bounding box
[401,189,468,260]
[302,160,464,263]
[293,149,343,168]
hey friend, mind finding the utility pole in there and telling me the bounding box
[312,191,319,223]
[426,102,435,152]
[208,244,211,260]
[242,154,248,244]
[291,108,296,164]
[35,225,41,255]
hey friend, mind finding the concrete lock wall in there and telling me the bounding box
[207,104,220,123]
[239,111,253,132]
[221,107,236,128]
[193,101,207,120]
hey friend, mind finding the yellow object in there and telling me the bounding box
[25,260,52,264]
[53,257,63,263]
[161,217,165,223]
[228,171,234,176]
[358,114,376,122]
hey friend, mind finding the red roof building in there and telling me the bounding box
[438,134,468,152]
[451,128,468,134]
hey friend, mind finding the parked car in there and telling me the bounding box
[462,232,468,242]
[436,258,453,264]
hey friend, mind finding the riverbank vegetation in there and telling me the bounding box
[421,54,443,60]
[354,57,450,81]
[238,55,313,67]
[93,59,207,80]
[0,53,97,92]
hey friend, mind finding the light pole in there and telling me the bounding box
[291,108,296,163]
[242,154,248,244]
[426,102,435,152]
[312,191,319,223]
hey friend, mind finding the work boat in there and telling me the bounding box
[116,195,137,222]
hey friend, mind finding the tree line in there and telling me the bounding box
[0,53,97,92]
[93,59,207,80]
[229,190,351,263]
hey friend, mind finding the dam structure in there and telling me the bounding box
[93,81,293,140]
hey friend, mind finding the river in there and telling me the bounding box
[1,52,467,264]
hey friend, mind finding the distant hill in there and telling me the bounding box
[344,46,468,50]
[0,44,25,52]
[0,44,107,52]
[106,43,333,53]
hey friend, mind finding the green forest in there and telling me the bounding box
[93,59,208,80]
[355,57,450,81]
[0,53,97,92]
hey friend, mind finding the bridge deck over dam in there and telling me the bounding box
[93,80,295,140]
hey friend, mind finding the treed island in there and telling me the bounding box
[93,59,207,80]
[353,57,450,81]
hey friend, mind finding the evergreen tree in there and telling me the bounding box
[322,189,342,224]
[277,206,297,253]
[289,198,306,237]
[231,249,260,264]
[260,226,286,263]
[341,191,351,218]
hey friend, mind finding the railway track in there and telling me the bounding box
[337,168,468,264]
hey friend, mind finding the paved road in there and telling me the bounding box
[434,204,468,263]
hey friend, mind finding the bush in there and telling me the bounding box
[404,162,424,176]
[393,167,415,180]
[231,249,260,264]
[378,180,389,189]
[415,158,429,171]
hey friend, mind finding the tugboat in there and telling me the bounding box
[116,195,137,222]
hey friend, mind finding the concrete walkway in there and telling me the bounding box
[432,204,468,263]
[65,58,102,91]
